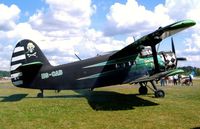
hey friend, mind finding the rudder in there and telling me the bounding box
[10,39,51,87]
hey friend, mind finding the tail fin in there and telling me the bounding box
[10,39,51,87]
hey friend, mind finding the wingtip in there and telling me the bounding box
[183,19,196,25]
[173,19,196,27]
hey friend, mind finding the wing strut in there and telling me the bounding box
[151,45,160,73]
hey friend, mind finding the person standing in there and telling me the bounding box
[189,74,193,86]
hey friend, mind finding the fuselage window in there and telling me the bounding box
[130,61,136,65]
[115,64,119,69]
[128,62,131,66]
[115,63,126,69]
[140,47,152,57]
[115,61,136,69]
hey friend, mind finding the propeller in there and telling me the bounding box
[171,37,175,54]
[171,37,187,68]
[177,57,187,61]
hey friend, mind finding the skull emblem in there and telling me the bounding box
[27,42,35,53]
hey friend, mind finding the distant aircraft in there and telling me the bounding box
[10,19,195,98]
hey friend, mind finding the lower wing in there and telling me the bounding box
[130,69,184,83]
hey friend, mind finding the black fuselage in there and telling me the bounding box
[23,52,153,90]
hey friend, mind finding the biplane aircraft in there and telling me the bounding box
[10,19,195,98]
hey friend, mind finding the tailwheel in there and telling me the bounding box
[139,82,148,95]
[155,90,165,98]
[55,89,61,93]
[37,89,44,98]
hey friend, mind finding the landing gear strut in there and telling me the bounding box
[150,81,165,98]
[138,81,165,98]
[37,89,44,98]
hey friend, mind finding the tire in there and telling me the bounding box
[155,90,165,98]
[139,86,148,95]
[37,93,44,98]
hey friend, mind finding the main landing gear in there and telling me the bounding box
[37,89,61,98]
[139,82,148,95]
[37,89,44,98]
[139,81,165,98]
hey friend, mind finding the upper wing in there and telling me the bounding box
[111,19,196,59]
[130,69,184,83]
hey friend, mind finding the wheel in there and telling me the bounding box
[90,87,94,91]
[55,90,61,93]
[37,93,43,98]
[155,90,165,98]
[139,86,148,95]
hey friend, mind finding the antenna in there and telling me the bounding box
[74,53,82,61]
[133,36,136,42]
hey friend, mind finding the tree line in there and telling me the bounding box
[0,71,10,77]
[178,66,200,76]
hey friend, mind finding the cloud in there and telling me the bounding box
[167,0,200,67]
[0,4,20,70]
[104,0,173,36]
[1,0,200,70]
[0,1,127,70]
[26,0,97,62]
[0,44,13,70]
[29,0,95,32]
[25,0,128,65]
[104,0,200,67]
[0,4,20,31]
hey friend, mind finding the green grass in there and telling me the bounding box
[0,81,200,129]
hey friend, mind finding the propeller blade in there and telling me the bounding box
[177,57,187,61]
[171,37,175,54]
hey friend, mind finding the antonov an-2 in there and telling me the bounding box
[10,19,196,98]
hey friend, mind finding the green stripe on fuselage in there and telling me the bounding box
[78,54,165,81]
[83,55,137,68]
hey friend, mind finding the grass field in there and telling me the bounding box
[0,80,200,129]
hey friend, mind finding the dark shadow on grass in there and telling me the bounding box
[28,94,85,99]
[75,90,159,111]
[17,89,158,111]
[0,94,28,102]
[191,127,200,129]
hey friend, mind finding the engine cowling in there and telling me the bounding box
[160,52,176,70]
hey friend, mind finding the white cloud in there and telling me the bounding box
[25,0,100,62]
[29,0,95,32]
[1,0,200,70]
[0,44,13,70]
[0,4,21,71]
[0,4,20,30]
[0,1,126,70]
[74,29,126,59]
[167,0,200,67]
[104,0,173,36]
[165,0,200,21]
[104,0,200,67]
[27,0,127,63]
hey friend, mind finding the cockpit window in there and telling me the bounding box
[140,47,152,57]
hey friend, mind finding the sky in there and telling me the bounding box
[0,0,200,71]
